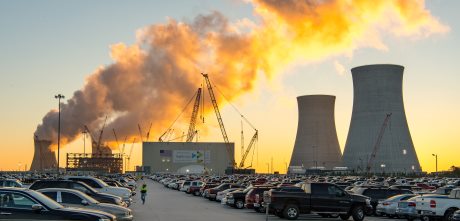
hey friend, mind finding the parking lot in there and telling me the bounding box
[131,179,399,221]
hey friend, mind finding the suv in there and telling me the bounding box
[29,180,125,206]
[64,176,132,204]
[187,181,203,195]
[0,188,116,220]
[354,187,413,215]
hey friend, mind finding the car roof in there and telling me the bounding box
[37,188,83,194]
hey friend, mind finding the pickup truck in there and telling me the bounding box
[268,183,372,220]
[416,188,460,221]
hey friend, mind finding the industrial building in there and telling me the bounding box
[342,64,421,173]
[289,95,342,170]
[142,142,234,174]
[30,137,57,171]
[66,153,123,174]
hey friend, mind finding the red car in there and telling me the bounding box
[416,183,436,190]
[245,186,273,209]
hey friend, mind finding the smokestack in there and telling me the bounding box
[289,95,342,170]
[30,137,57,171]
[342,64,421,173]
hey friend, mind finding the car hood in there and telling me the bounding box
[350,193,370,202]
[91,203,130,214]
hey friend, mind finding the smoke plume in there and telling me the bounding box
[35,0,448,148]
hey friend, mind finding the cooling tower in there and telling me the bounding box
[342,64,421,173]
[289,95,342,169]
[30,138,57,171]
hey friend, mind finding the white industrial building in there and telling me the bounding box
[142,142,234,174]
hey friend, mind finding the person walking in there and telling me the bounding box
[140,183,147,205]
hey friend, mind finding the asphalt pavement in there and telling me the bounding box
[131,179,401,221]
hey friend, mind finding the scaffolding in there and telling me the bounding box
[66,153,123,174]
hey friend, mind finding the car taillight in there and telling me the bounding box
[408,202,416,207]
[430,200,436,208]
[255,194,260,203]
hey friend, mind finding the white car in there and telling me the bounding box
[64,176,132,205]
[180,181,192,192]
[216,188,239,202]
[416,188,460,221]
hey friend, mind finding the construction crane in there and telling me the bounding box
[138,124,145,142]
[126,138,136,172]
[84,125,98,148]
[146,122,152,142]
[186,88,202,142]
[201,73,235,167]
[366,113,392,173]
[238,130,258,168]
[96,116,108,153]
[112,129,122,154]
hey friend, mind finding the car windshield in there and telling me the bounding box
[77,182,99,193]
[94,178,109,187]
[28,191,63,210]
[77,191,99,204]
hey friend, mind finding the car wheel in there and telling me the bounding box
[194,191,200,196]
[235,200,244,209]
[444,209,456,221]
[421,216,430,221]
[352,206,365,221]
[259,206,266,213]
[330,214,340,218]
[283,204,300,220]
[340,214,351,220]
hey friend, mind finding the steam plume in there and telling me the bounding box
[35,0,448,148]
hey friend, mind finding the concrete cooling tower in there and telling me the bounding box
[342,64,421,173]
[30,138,57,171]
[289,95,342,169]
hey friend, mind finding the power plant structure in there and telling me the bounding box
[342,64,421,173]
[30,137,57,171]
[289,95,342,171]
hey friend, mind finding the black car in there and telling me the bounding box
[29,180,125,206]
[353,187,413,215]
[0,188,116,220]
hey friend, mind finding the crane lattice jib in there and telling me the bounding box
[202,73,235,166]
[187,88,202,142]
[239,130,258,168]
[96,116,108,153]
[366,113,392,173]
[84,125,97,146]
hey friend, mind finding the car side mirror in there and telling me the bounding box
[32,204,43,211]
[81,200,89,206]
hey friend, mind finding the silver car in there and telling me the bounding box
[38,188,133,221]
[396,195,422,221]
[376,194,415,217]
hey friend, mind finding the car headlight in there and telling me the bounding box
[366,199,371,205]
[125,211,132,216]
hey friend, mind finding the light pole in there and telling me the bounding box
[55,94,65,175]
[432,154,438,175]
[380,164,386,174]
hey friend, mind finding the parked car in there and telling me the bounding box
[200,183,218,196]
[0,188,116,220]
[29,180,125,206]
[216,188,240,202]
[376,194,415,217]
[245,186,273,209]
[354,187,413,215]
[416,188,460,221]
[396,195,423,221]
[205,183,241,201]
[64,176,132,204]
[226,188,249,209]
[38,188,133,221]
[0,179,23,188]
[187,181,203,196]
[268,183,372,220]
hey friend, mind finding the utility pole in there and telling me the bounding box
[82,129,87,155]
[432,154,438,175]
[55,94,65,175]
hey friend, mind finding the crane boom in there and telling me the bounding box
[366,113,392,173]
[186,88,202,142]
[84,125,97,146]
[238,130,258,168]
[96,116,108,152]
[202,73,235,167]
[112,129,122,153]
[146,122,152,141]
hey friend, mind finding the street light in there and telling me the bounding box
[55,94,65,175]
[380,164,386,174]
[432,154,438,175]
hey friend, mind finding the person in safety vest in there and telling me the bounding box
[140,183,147,205]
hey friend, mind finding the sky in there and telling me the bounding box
[0,0,459,173]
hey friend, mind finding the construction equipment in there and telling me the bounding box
[238,130,258,168]
[366,113,392,173]
[146,122,153,142]
[96,116,108,153]
[126,138,136,172]
[112,129,122,154]
[84,125,98,147]
[186,88,202,142]
[201,73,235,167]
[138,124,145,142]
